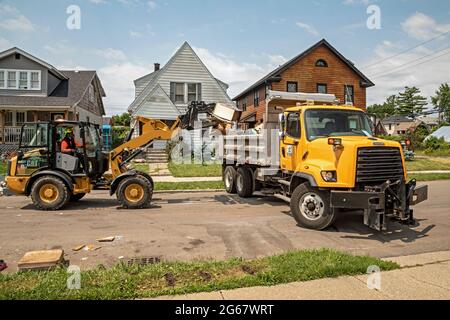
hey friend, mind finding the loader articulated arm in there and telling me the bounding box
[109,116,180,178]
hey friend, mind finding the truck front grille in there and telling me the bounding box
[356,147,404,184]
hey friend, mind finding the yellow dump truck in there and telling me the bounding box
[221,92,428,231]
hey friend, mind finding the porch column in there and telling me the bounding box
[64,110,69,120]
[33,111,38,122]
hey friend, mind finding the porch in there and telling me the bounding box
[0,109,72,144]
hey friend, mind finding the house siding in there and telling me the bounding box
[0,54,49,96]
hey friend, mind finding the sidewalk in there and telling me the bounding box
[152,176,222,183]
[156,251,450,300]
[409,170,450,174]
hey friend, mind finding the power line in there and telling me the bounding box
[372,49,450,79]
[363,29,450,69]
[370,44,450,77]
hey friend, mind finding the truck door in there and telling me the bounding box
[280,112,301,172]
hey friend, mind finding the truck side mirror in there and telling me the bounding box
[278,113,286,140]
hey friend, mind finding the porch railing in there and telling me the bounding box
[0,127,35,145]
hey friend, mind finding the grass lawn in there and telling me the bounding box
[155,181,224,191]
[409,172,450,182]
[0,161,7,176]
[169,163,222,177]
[406,157,450,171]
[0,249,398,300]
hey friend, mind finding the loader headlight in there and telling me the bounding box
[321,171,337,182]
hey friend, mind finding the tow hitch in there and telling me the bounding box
[330,179,428,231]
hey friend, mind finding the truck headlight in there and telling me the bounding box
[321,171,337,182]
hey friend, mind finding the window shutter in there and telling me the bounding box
[197,83,202,102]
[170,82,175,102]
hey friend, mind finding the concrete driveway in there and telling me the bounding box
[0,180,448,272]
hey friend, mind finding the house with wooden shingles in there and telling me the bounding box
[128,42,233,145]
[233,39,374,128]
[0,47,106,147]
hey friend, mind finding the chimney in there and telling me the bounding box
[154,63,160,71]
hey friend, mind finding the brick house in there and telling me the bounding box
[233,39,374,127]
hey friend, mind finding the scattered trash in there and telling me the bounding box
[127,256,161,266]
[81,257,88,261]
[115,235,124,241]
[96,236,115,242]
[72,245,85,252]
[118,256,124,260]
[0,259,7,272]
[18,249,67,271]
[164,272,176,287]
[84,244,101,251]
[198,271,212,282]
[241,265,256,275]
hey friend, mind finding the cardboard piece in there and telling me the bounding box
[96,236,115,242]
[18,249,66,271]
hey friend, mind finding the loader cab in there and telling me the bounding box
[15,120,107,179]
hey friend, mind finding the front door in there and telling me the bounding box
[280,112,301,172]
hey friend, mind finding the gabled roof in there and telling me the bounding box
[128,41,231,113]
[427,126,450,143]
[0,70,105,115]
[133,84,181,120]
[0,47,68,80]
[233,39,375,101]
[381,115,414,124]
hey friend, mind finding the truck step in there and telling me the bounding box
[273,193,290,203]
[277,179,291,187]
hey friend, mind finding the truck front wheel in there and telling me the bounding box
[117,176,152,209]
[30,175,70,211]
[290,183,336,230]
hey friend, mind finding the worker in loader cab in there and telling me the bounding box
[61,128,80,155]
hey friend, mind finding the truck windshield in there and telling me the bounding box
[305,109,373,141]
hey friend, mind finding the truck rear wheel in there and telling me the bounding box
[117,176,152,209]
[236,167,253,198]
[290,183,336,230]
[223,166,237,194]
[31,176,70,211]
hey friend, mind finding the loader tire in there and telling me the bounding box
[117,176,152,209]
[31,175,70,211]
[236,167,253,198]
[70,193,86,202]
[223,166,237,194]
[290,183,336,230]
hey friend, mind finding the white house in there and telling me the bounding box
[127,42,233,147]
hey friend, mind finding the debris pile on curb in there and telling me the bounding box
[17,249,67,271]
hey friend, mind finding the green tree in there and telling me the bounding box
[367,95,397,120]
[431,83,450,124]
[396,87,427,118]
[112,113,131,127]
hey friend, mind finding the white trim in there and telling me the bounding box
[0,69,41,91]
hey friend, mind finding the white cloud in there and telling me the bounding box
[129,30,143,38]
[0,14,35,32]
[268,54,288,66]
[95,48,127,61]
[193,47,288,98]
[343,0,371,5]
[295,22,319,36]
[89,0,107,4]
[0,4,19,14]
[148,1,157,11]
[362,40,450,108]
[402,12,450,40]
[98,62,150,115]
[44,43,75,55]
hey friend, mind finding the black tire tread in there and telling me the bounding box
[30,175,70,211]
[117,176,152,209]
[236,167,253,198]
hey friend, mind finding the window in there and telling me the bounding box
[19,72,28,89]
[286,112,301,139]
[30,72,40,89]
[287,81,298,93]
[242,100,247,112]
[170,82,202,103]
[317,83,327,94]
[16,112,25,125]
[0,71,4,88]
[7,71,16,88]
[315,59,328,67]
[344,85,354,105]
[88,84,95,103]
[254,90,260,106]
[0,69,41,90]
[5,111,13,126]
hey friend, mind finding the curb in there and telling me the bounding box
[154,189,225,194]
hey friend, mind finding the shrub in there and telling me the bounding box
[424,136,450,154]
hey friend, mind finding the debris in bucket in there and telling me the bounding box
[0,259,7,272]
[18,249,67,271]
[127,256,161,266]
[96,236,115,242]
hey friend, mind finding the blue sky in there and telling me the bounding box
[1,0,450,115]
